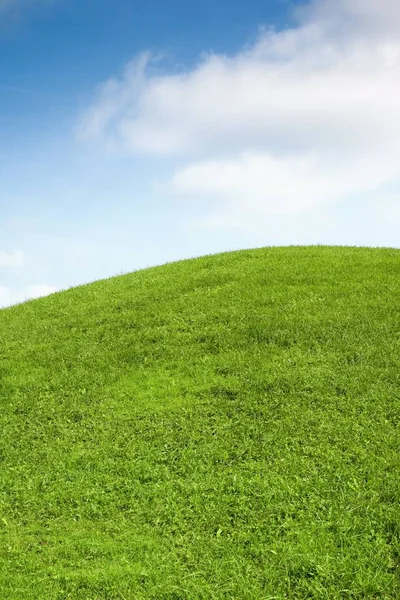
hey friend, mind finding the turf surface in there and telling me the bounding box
[0,245,399,599]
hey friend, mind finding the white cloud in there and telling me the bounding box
[167,152,399,216]
[79,0,400,221]
[0,284,57,308]
[0,249,24,268]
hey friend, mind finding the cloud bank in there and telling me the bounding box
[0,284,57,308]
[80,0,400,221]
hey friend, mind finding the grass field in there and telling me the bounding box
[0,245,399,599]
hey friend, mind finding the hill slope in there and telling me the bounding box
[0,246,399,599]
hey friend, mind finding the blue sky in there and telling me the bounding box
[1,0,399,307]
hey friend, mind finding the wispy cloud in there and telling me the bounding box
[79,0,400,222]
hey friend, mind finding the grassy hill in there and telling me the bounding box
[0,245,399,599]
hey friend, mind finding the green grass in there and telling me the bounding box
[0,245,399,599]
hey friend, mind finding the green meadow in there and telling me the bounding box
[0,245,399,599]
